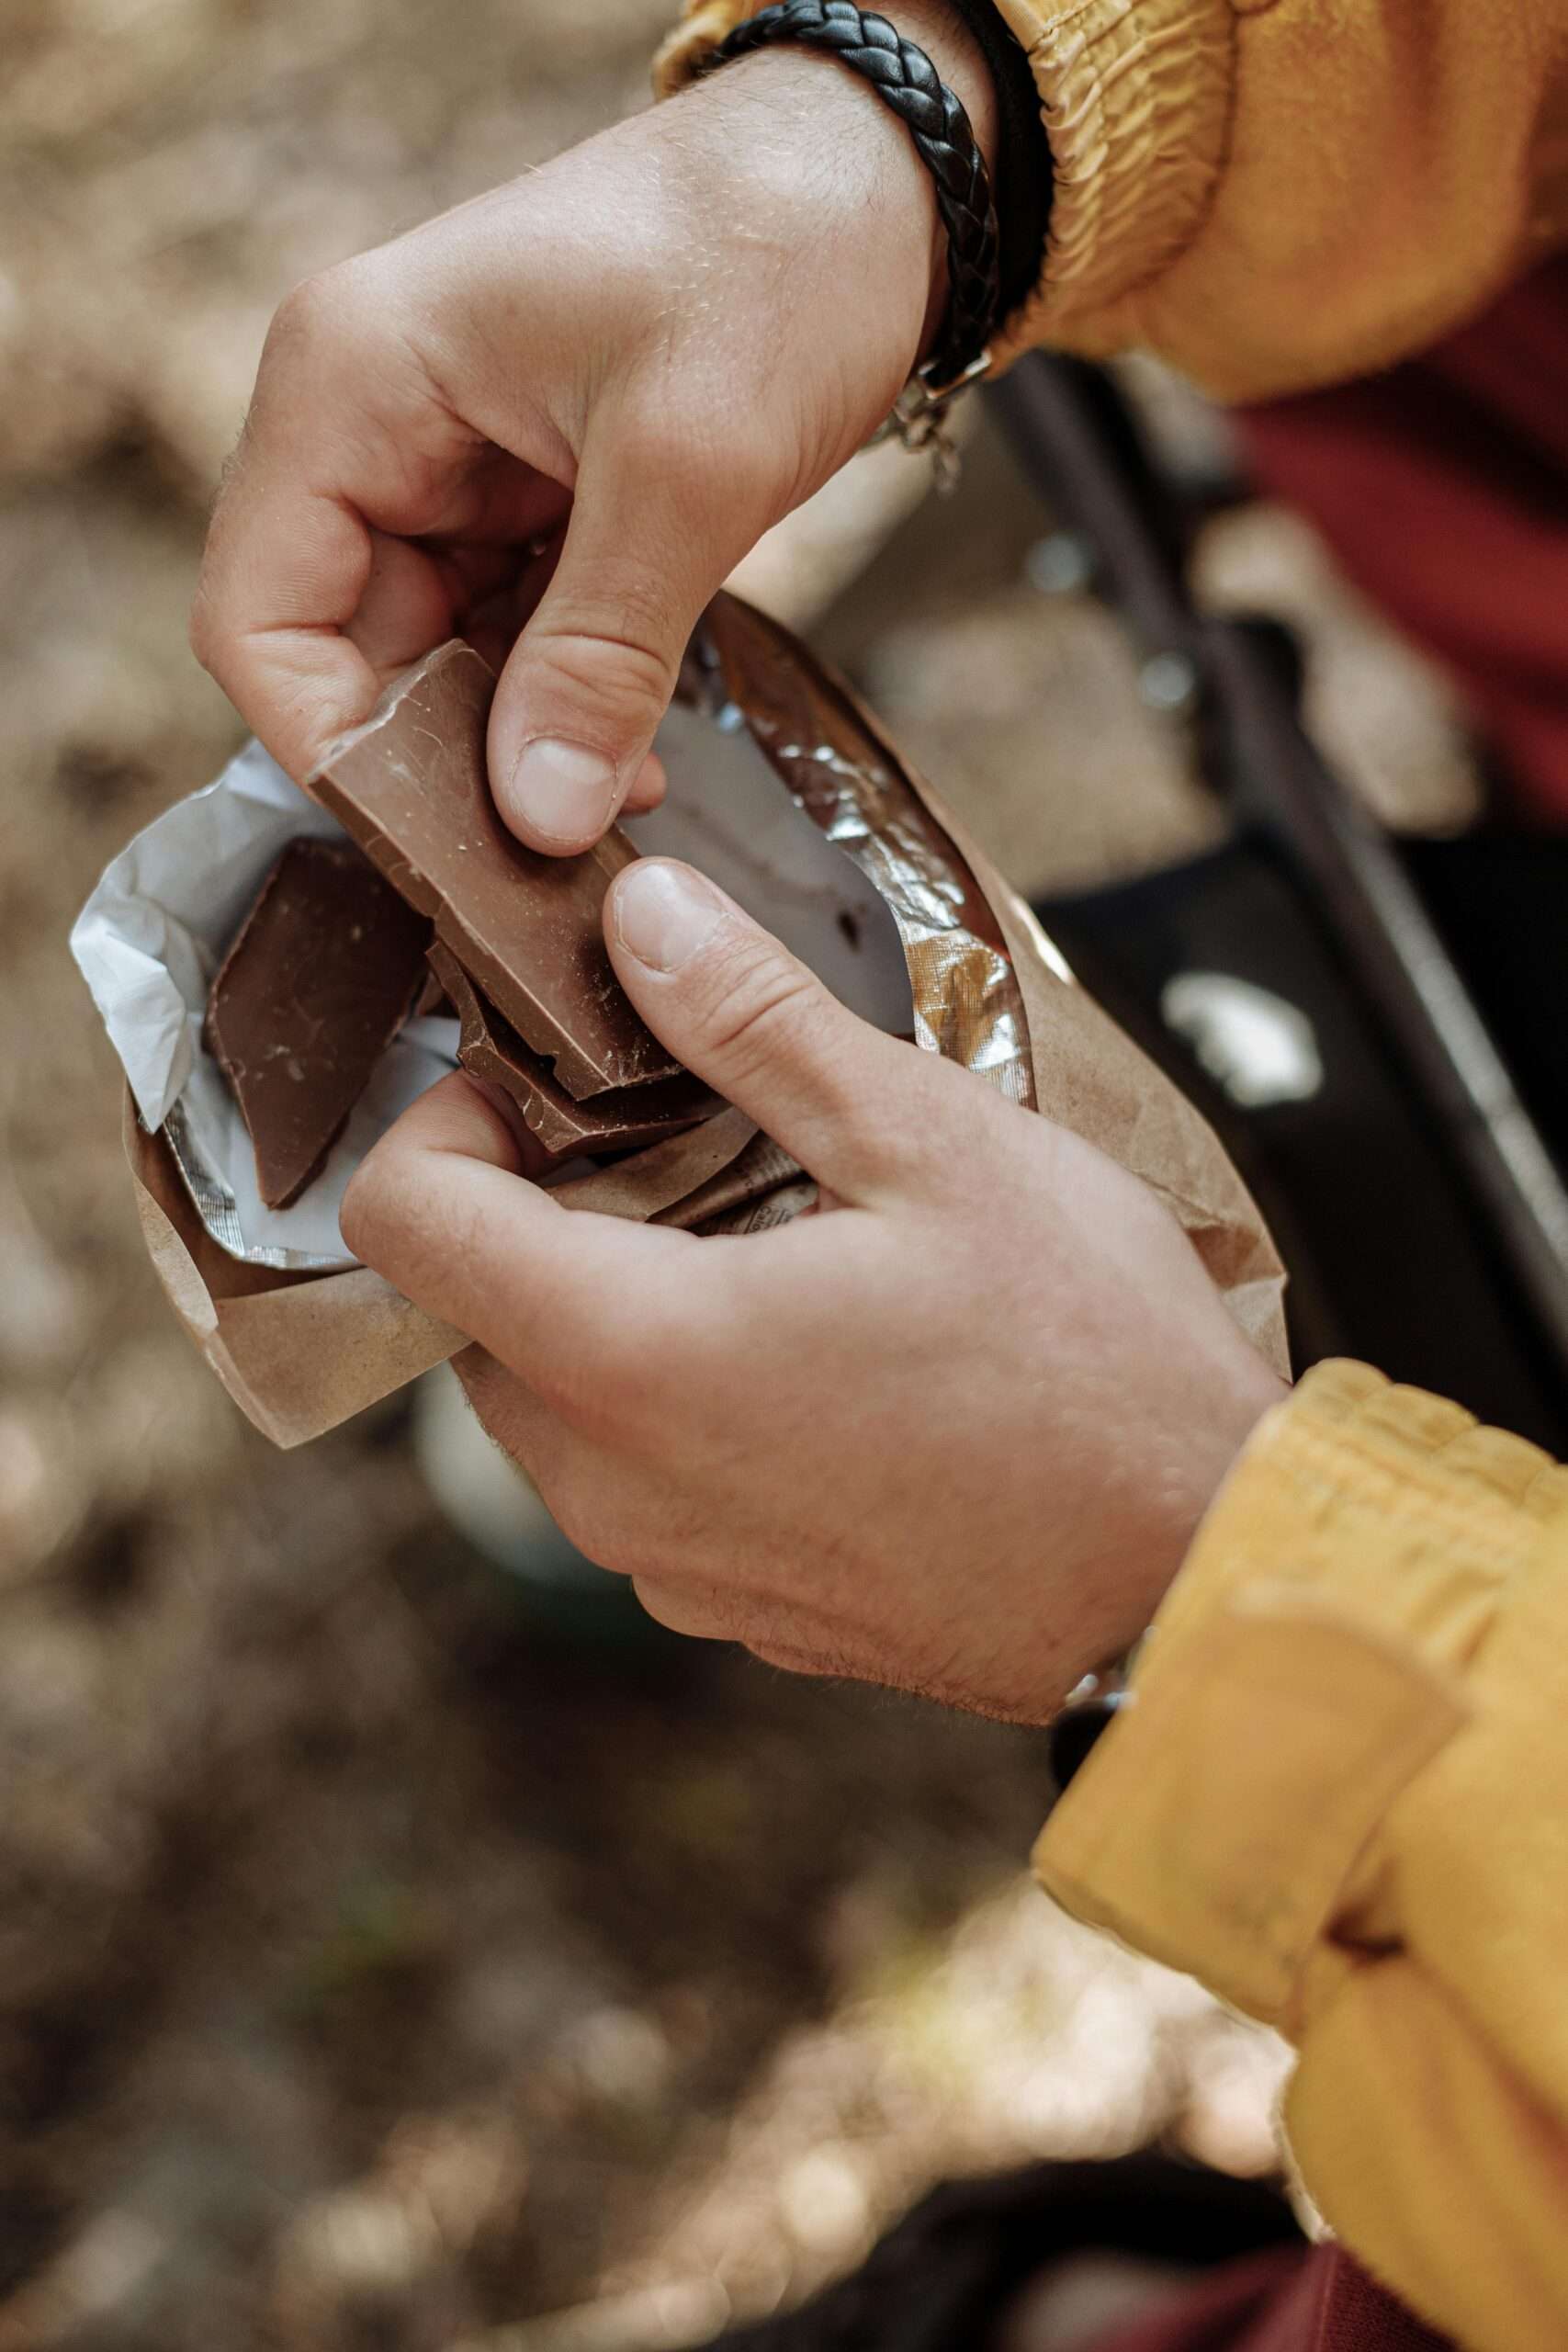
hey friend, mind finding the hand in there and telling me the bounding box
[191,3,995,855]
[342,863,1286,1724]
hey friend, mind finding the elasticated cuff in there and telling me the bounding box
[1033,1361,1568,2033]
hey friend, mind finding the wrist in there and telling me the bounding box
[688,4,999,374]
[889,0,1001,364]
[1120,1351,1292,1660]
[887,0,999,172]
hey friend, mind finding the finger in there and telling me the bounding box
[196,461,572,785]
[622,751,667,816]
[342,530,496,677]
[488,416,772,854]
[191,468,384,786]
[604,861,969,1202]
[192,272,566,782]
[341,1074,709,1404]
[464,534,561,677]
[631,1578,736,1644]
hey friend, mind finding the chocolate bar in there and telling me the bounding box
[310,644,681,1099]
[205,836,431,1208]
[427,944,716,1165]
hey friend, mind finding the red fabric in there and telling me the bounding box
[1305,2253,1452,2352]
[1235,255,1568,826]
[1088,2246,1450,2352]
[1081,2246,1305,2351]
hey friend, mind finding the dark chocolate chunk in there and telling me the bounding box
[428,944,717,1165]
[310,643,681,1100]
[205,836,432,1209]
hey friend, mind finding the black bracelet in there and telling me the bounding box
[694,1,1002,401]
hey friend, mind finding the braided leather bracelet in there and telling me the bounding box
[693,1,1002,478]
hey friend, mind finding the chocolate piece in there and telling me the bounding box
[310,643,681,1099]
[205,836,431,1209]
[412,966,453,1021]
[427,944,716,1165]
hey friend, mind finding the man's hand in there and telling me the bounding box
[342,863,1285,1724]
[192,5,995,855]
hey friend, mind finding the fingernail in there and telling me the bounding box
[508,738,618,845]
[614,862,726,973]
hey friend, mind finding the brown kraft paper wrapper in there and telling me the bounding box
[131,594,1286,1445]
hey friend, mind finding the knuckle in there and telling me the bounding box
[266,266,346,357]
[634,1568,744,1643]
[629,1577,692,1635]
[509,1294,649,1439]
[186,583,219,673]
[691,941,822,1082]
[539,1328,669,1450]
[542,1468,616,1568]
[337,1156,398,1272]
[260,261,383,397]
[528,1357,626,1446]
[340,1149,452,1296]
[531,623,677,720]
[878,1048,1018,1190]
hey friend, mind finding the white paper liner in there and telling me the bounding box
[70,740,460,1270]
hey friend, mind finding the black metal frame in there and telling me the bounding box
[988,353,1568,1448]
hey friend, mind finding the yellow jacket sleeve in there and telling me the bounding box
[1036,1361,1568,2352]
[656,2,1568,400]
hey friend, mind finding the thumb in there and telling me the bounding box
[604,859,959,1204]
[489,424,767,856]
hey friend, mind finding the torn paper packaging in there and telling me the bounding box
[70,599,1288,1446]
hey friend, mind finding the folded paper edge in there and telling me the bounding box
[123,1093,465,1446]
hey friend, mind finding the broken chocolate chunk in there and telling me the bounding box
[310,643,681,1099]
[205,835,432,1209]
[411,966,453,1021]
[427,944,716,1165]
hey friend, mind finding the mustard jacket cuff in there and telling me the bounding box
[1037,1359,1568,2351]
[657,2,1568,401]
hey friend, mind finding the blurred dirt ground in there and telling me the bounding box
[0,6,1481,2347]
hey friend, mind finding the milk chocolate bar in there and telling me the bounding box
[310,644,680,1099]
[427,944,716,1164]
[205,836,432,1208]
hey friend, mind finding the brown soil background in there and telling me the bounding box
[0,6,1478,2346]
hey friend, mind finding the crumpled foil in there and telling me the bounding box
[694,596,1037,1113]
